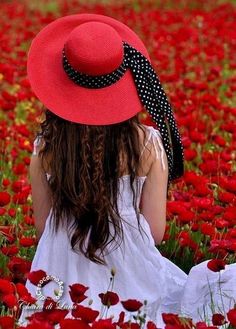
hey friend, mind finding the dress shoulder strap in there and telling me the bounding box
[32,135,42,156]
[139,126,166,171]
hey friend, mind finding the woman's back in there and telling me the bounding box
[18,13,236,328]
[18,124,174,327]
[31,123,168,245]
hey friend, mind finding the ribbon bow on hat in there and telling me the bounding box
[62,42,184,185]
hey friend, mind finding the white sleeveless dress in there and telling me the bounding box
[18,125,236,328]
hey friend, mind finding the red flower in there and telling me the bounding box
[92,319,116,329]
[162,313,180,325]
[115,311,125,325]
[45,309,69,325]
[69,283,89,295]
[58,318,87,329]
[19,236,36,247]
[98,291,119,306]
[7,256,31,277]
[184,148,197,161]
[0,207,6,215]
[1,245,19,256]
[27,269,48,285]
[147,321,158,329]
[13,163,27,175]
[218,191,235,203]
[227,308,236,327]
[69,283,88,303]
[2,178,11,187]
[12,191,29,204]
[72,304,99,323]
[212,313,226,326]
[200,223,216,237]
[2,293,18,308]
[0,191,11,206]
[24,215,35,225]
[0,279,14,294]
[26,311,49,323]
[43,297,58,311]
[19,293,37,305]
[19,313,54,329]
[121,299,143,312]
[8,208,16,218]
[0,316,15,329]
[207,259,226,272]
[15,282,29,297]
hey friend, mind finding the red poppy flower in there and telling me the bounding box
[7,256,31,277]
[0,191,11,206]
[207,259,226,272]
[13,163,27,175]
[69,283,89,295]
[200,223,216,237]
[24,310,48,324]
[218,191,235,203]
[162,313,180,325]
[15,282,29,297]
[69,283,89,303]
[24,215,35,225]
[212,313,226,326]
[8,208,16,218]
[1,245,19,256]
[92,319,116,329]
[0,279,14,295]
[115,311,125,325]
[25,317,60,329]
[59,318,91,329]
[12,191,29,205]
[72,304,99,323]
[227,308,236,327]
[19,293,37,305]
[2,293,18,308]
[0,207,6,215]
[147,321,158,329]
[215,218,229,230]
[45,309,69,325]
[0,316,15,329]
[184,148,197,161]
[2,178,11,187]
[121,299,143,312]
[43,297,58,311]
[19,236,36,247]
[27,269,48,285]
[98,291,119,306]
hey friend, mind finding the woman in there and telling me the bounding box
[18,13,236,328]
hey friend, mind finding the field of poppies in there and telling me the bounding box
[0,0,236,328]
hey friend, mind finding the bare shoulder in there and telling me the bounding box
[32,135,51,174]
[136,123,167,176]
[135,123,157,176]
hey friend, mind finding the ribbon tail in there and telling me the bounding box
[124,42,184,184]
[143,63,184,182]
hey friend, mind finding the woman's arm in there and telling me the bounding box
[29,141,52,241]
[139,145,169,245]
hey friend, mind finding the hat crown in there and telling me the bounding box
[64,22,124,76]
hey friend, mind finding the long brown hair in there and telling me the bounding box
[37,109,151,265]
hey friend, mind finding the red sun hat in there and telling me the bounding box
[27,13,185,183]
[27,13,150,125]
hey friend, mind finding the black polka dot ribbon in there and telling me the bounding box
[62,42,184,185]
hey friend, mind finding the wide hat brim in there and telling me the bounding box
[27,13,151,125]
